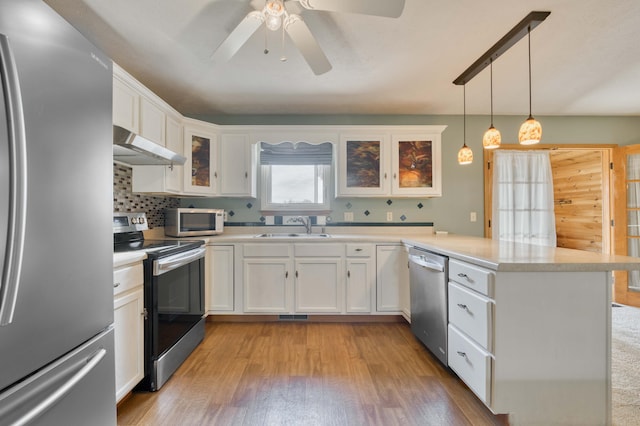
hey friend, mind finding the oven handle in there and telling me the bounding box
[153,247,206,276]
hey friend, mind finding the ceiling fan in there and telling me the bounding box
[212,0,406,75]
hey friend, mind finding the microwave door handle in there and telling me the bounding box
[153,248,206,276]
[0,34,28,327]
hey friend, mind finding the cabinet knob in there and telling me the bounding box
[214,171,218,178]
[347,270,351,278]
[285,271,289,278]
[384,173,387,179]
[393,173,397,179]
[113,282,121,288]
[245,171,248,178]
[295,271,299,278]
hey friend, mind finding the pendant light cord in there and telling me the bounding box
[527,27,533,119]
[463,84,467,145]
[490,60,494,127]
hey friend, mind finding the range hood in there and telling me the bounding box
[113,125,186,166]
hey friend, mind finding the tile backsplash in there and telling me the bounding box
[113,163,179,228]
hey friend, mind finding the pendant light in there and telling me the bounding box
[482,59,501,149]
[457,84,473,165]
[518,26,542,145]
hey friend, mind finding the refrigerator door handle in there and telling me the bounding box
[7,348,107,426]
[0,33,28,326]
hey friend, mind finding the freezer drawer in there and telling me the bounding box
[0,327,116,426]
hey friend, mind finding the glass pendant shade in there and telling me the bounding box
[483,126,501,149]
[518,116,542,145]
[265,14,282,31]
[458,143,473,165]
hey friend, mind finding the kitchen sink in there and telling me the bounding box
[254,233,331,238]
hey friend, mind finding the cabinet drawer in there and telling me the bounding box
[113,263,143,296]
[244,243,291,257]
[448,282,493,351]
[294,243,343,257]
[448,324,492,405]
[449,259,494,297]
[346,244,372,257]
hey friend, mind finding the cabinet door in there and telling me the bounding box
[113,77,139,132]
[183,126,219,195]
[206,245,234,312]
[295,258,343,313]
[391,134,442,197]
[113,287,144,402]
[376,245,409,312]
[243,258,292,313]
[164,114,183,192]
[337,135,390,196]
[220,133,256,197]
[139,97,165,146]
[346,258,373,313]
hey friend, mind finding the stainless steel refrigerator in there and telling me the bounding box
[0,0,116,424]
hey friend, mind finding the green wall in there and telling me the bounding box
[182,114,640,237]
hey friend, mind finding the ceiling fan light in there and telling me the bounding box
[518,116,542,145]
[265,14,282,31]
[483,126,501,149]
[458,143,473,165]
[265,0,285,17]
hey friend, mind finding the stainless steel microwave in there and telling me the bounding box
[164,208,224,237]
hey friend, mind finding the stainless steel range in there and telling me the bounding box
[113,212,205,391]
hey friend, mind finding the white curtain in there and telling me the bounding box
[492,150,557,247]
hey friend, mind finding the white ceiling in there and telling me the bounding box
[45,0,640,118]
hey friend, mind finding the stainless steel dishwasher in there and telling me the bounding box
[408,247,448,365]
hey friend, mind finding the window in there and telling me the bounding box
[260,142,333,213]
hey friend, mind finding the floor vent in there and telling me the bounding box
[278,314,309,321]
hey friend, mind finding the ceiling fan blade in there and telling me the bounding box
[212,11,264,62]
[285,15,332,75]
[298,0,406,18]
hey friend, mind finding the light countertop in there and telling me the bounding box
[403,234,640,272]
[113,251,146,268]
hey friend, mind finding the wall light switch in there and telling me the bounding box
[344,212,354,222]
[470,211,477,222]
[386,212,393,221]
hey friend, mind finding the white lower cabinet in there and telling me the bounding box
[345,244,374,313]
[295,258,343,312]
[206,245,234,312]
[447,324,492,405]
[113,262,144,403]
[375,244,409,313]
[244,258,293,312]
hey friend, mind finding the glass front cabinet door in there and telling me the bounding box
[337,135,390,196]
[183,125,219,195]
[391,134,442,197]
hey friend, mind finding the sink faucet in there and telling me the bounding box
[288,216,312,234]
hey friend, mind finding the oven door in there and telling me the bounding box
[150,248,205,358]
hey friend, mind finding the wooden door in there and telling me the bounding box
[613,145,640,307]
[484,144,614,254]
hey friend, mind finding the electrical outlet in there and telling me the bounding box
[344,212,354,222]
[386,212,393,221]
[470,211,477,222]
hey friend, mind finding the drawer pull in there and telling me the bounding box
[457,273,469,279]
[355,248,363,252]
[457,303,469,311]
[457,351,467,358]
[113,282,121,288]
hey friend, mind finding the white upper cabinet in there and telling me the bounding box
[183,119,219,195]
[113,74,139,133]
[219,133,257,197]
[336,126,445,198]
[139,97,166,146]
[337,134,390,196]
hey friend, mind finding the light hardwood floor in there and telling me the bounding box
[117,321,506,426]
